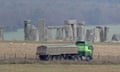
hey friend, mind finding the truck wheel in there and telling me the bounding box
[86,55,92,61]
[46,55,50,61]
[39,55,44,60]
[79,56,83,61]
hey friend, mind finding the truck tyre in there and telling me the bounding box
[45,55,50,61]
[86,55,92,61]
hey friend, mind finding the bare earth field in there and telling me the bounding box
[0,64,120,72]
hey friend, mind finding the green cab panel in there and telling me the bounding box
[75,41,93,56]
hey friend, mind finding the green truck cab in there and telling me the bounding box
[36,41,93,61]
[75,41,94,60]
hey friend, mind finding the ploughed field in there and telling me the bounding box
[0,64,120,72]
[0,42,120,63]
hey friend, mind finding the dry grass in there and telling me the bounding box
[93,44,120,56]
[0,42,120,63]
[0,42,120,71]
[0,42,40,59]
[0,64,120,72]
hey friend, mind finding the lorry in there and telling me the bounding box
[36,41,93,61]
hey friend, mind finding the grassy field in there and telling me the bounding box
[0,42,40,58]
[0,42,120,58]
[0,42,120,72]
[0,41,120,64]
[0,64,120,72]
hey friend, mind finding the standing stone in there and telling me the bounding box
[104,26,109,42]
[30,25,39,41]
[56,27,64,40]
[0,27,4,40]
[47,27,53,41]
[93,27,101,42]
[38,19,45,42]
[64,20,77,41]
[65,24,73,40]
[44,28,48,41]
[36,29,39,41]
[24,20,31,40]
[86,29,94,42]
[112,34,120,41]
[72,23,77,41]
[96,26,104,42]
[77,22,85,41]
[24,20,39,41]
